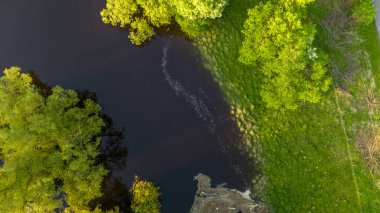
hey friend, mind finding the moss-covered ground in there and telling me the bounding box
[194,0,380,211]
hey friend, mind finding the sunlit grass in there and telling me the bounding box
[194,0,380,211]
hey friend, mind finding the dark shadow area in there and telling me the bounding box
[75,90,128,171]
[28,70,52,97]
[91,177,132,212]
[73,91,130,212]
[98,113,128,171]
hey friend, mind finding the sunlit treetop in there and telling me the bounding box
[130,176,160,213]
[239,1,332,110]
[0,67,108,212]
[172,0,227,20]
[279,0,315,7]
[100,0,228,45]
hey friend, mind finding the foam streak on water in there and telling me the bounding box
[161,38,216,133]
[161,38,248,187]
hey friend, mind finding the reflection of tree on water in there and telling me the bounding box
[28,71,52,97]
[75,90,128,171]
[98,113,127,171]
[28,71,130,212]
[77,90,130,212]
[78,91,130,212]
[92,177,132,212]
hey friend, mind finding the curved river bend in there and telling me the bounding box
[0,0,252,212]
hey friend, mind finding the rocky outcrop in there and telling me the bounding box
[190,174,268,213]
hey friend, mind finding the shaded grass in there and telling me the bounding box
[194,0,380,211]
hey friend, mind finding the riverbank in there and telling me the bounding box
[194,0,380,211]
[190,174,268,213]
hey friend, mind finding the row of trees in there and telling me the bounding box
[101,0,376,111]
[0,67,160,212]
[100,0,330,110]
[100,0,228,45]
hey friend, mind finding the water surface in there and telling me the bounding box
[0,0,252,212]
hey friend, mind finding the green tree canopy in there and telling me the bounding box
[130,176,160,213]
[280,0,314,7]
[351,0,376,25]
[100,0,228,45]
[239,1,332,110]
[0,67,107,212]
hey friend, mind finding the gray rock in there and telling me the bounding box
[189,174,268,213]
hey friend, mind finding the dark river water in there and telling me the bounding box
[0,0,252,212]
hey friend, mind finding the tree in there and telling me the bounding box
[279,0,315,7]
[171,0,227,20]
[100,0,228,45]
[130,176,160,213]
[239,1,332,110]
[0,67,107,212]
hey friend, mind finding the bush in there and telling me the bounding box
[130,176,160,213]
[352,0,376,26]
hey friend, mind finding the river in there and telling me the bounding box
[0,0,252,212]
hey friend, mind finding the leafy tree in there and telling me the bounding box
[130,176,160,213]
[172,0,227,20]
[280,0,315,7]
[129,18,155,46]
[239,1,332,110]
[0,67,107,212]
[352,0,376,25]
[100,0,228,45]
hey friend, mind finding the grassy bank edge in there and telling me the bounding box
[193,0,380,211]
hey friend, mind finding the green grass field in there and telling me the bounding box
[194,0,380,211]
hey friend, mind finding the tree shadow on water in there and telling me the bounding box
[73,90,131,212]
[92,177,132,212]
[76,90,128,171]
